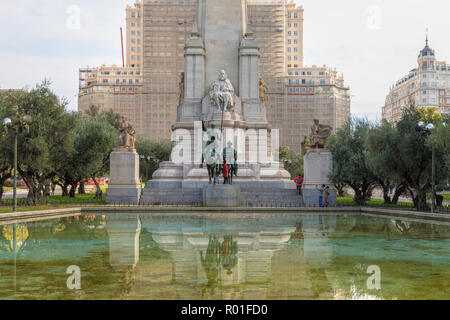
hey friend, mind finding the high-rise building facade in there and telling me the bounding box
[382,39,450,123]
[285,0,303,69]
[78,0,350,153]
[78,1,144,132]
[125,0,144,69]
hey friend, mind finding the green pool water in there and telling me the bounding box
[0,212,449,300]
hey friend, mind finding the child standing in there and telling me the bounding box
[223,160,229,184]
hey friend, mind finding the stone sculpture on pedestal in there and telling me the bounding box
[106,118,141,205]
[303,120,336,207]
[139,0,303,207]
[209,70,235,112]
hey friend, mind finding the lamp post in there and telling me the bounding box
[139,155,152,182]
[417,121,435,213]
[3,107,32,213]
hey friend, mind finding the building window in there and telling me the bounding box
[116,79,120,84]
[294,23,298,27]
[131,12,136,18]
[103,79,108,84]
[294,13,298,18]
[320,80,325,84]
[135,79,139,84]
[294,40,298,44]
[131,22,135,27]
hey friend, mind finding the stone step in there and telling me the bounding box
[140,187,304,207]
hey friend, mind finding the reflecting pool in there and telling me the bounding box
[0,212,449,300]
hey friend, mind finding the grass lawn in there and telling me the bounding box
[0,193,107,212]
[337,197,414,207]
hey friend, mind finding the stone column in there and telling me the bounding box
[239,27,264,123]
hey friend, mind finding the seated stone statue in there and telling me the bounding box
[117,117,136,151]
[209,70,235,112]
[307,119,332,149]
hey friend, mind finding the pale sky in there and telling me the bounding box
[1,0,449,121]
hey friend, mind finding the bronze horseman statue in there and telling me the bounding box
[307,119,332,150]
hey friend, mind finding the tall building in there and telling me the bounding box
[382,38,450,123]
[78,0,350,153]
[78,1,144,132]
[284,65,350,149]
[286,0,303,68]
[125,0,144,69]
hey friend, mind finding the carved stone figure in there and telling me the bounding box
[307,119,332,150]
[209,70,235,112]
[117,117,136,151]
[179,72,184,104]
[259,77,268,103]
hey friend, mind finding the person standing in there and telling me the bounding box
[223,160,229,184]
[294,176,303,195]
[316,185,325,207]
[323,186,330,208]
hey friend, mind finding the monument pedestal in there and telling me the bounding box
[203,185,242,207]
[302,151,336,207]
[106,150,141,205]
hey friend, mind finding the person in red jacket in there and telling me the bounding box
[223,160,229,184]
[294,176,303,195]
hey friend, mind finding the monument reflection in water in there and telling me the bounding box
[1,213,449,300]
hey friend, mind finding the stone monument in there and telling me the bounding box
[140,0,302,207]
[106,117,142,205]
[302,119,336,207]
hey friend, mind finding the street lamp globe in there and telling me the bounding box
[426,123,435,130]
[3,118,11,126]
[418,121,425,128]
[23,115,32,125]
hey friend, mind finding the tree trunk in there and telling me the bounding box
[78,181,86,194]
[0,184,4,203]
[415,188,428,211]
[69,184,77,198]
[43,184,51,199]
[391,184,406,205]
[93,178,103,200]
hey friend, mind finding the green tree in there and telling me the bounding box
[0,92,13,201]
[365,120,407,204]
[279,146,304,179]
[328,118,377,205]
[0,82,79,205]
[427,113,450,176]
[74,120,118,199]
[135,136,172,182]
[385,105,447,210]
